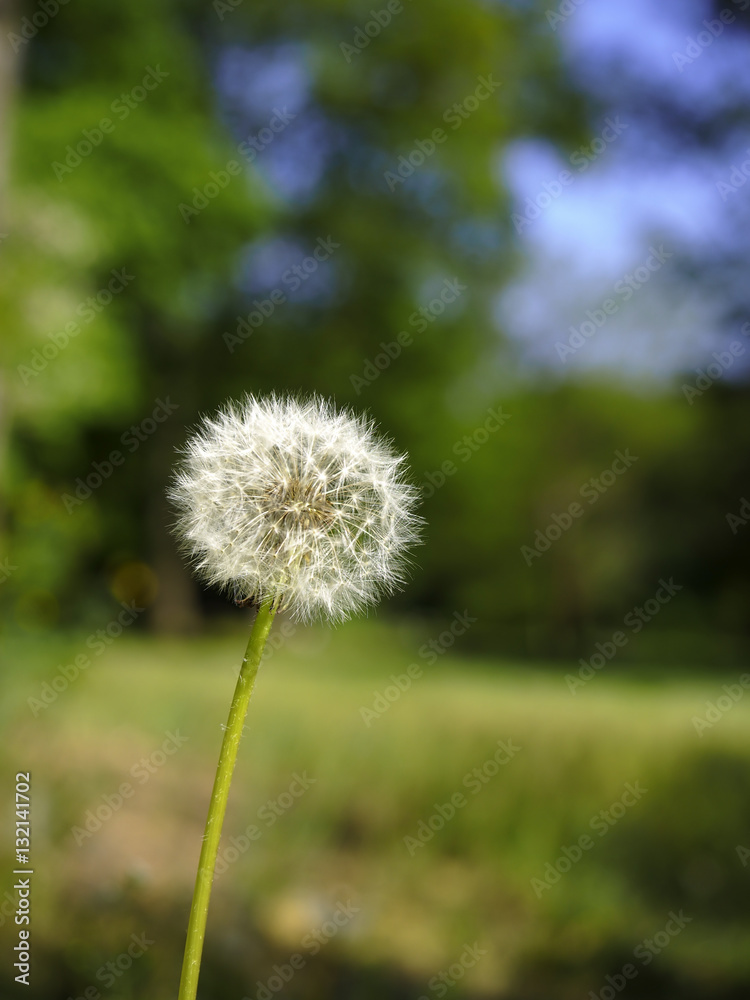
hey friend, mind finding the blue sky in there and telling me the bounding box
[213,2,750,386]
[498,0,750,383]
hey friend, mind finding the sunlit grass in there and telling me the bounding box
[3,615,750,994]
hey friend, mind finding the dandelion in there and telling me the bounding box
[170,393,421,623]
[171,394,422,1000]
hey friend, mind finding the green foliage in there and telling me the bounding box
[1,0,748,662]
[3,621,749,996]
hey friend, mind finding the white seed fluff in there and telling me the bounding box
[169,394,422,623]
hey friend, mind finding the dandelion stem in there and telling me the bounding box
[177,597,277,1000]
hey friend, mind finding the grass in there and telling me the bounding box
[2,614,750,998]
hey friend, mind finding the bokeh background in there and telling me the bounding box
[2,0,750,997]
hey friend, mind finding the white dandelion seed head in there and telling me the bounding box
[169,394,423,623]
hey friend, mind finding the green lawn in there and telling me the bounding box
[2,617,749,998]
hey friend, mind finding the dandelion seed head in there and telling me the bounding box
[169,394,422,623]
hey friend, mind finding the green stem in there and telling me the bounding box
[177,597,277,1000]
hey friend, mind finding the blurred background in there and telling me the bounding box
[1,0,750,996]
